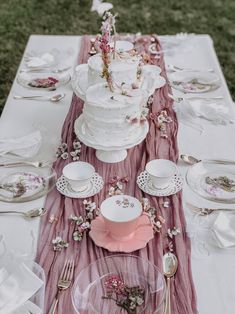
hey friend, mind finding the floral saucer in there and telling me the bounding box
[89,214,154,252]
[56,173,104,198]
[137,170,183,197]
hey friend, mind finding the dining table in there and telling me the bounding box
[0,33,235,314]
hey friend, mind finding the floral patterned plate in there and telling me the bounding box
[168,71,221,93]
[186,161,235,203]
[0,165,56,203]
[17,72,71,89]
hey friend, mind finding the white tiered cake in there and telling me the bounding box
[83,82,146,144]
[73,12,165,162]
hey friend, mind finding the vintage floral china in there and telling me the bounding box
[56,173,104,198]
[89,214,154,252]
[186,161,235,203]
[0,165,56,203]
[168,71,220,93]
[137,170,183,197]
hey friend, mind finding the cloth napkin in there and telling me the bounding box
[11,300,42,314]
[0,263,43,314]
[212,212,235,248]
[26,52,55,68]
[174,99,234,129]
[0,131,41,158]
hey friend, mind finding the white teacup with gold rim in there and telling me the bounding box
[62,161,95,192]
[146,159,177,190]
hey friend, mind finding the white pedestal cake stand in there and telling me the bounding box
[74,115,149,163]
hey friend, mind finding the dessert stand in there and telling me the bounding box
[74,115,149,163]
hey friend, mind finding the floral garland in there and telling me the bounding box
[56,139,81,161]
[150,109,173,139]
[98,11,116,91]
[69,200,99,241]
[108,175,129,196]
[102,275,145,314]
[141,198,165,233]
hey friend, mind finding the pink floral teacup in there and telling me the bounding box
[100,195,142,240]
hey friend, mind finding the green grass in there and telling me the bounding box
[0,0,234,114]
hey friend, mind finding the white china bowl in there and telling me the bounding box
[62,161,95,192]
[146,159,177,189]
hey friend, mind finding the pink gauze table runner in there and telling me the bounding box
[36,35,198,314]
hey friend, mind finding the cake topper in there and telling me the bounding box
[98,11,117,91]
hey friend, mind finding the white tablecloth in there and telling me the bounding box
[0,34,234,314]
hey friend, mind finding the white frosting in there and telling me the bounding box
[83,83,145,142]
[87,53,141,87]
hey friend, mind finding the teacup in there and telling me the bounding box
[62,161,95,192]
[146,159,177,189]
[100,195,142,239]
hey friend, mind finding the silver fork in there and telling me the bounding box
[187,203,234,216]
[0,160,52,168]
[49,259,75,314]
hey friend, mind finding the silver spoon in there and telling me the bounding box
[180,154,200,165]
[0,207,47,218]
[180,154,235,166]
[163,252,178,314]
[14,93,65,102]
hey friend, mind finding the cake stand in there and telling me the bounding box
[74,115,149,163]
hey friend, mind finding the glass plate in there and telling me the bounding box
[168,71,220,93]
[72,255,165,314]
[186,161,235,203]
[17,72,71,89]
[0,165,56,203]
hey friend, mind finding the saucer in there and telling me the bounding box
[137,170,183,196]
[56,173,104,198]
[89,214,154,252]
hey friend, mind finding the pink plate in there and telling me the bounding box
[89,214,154,252]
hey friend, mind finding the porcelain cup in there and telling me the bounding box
[146,159,177,189]
[62,161,95,192]
[100,195,142,239]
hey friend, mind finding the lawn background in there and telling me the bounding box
[0,0,234,114]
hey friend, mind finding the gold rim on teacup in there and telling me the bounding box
[62,161,95,193]
[146,159,177,190]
